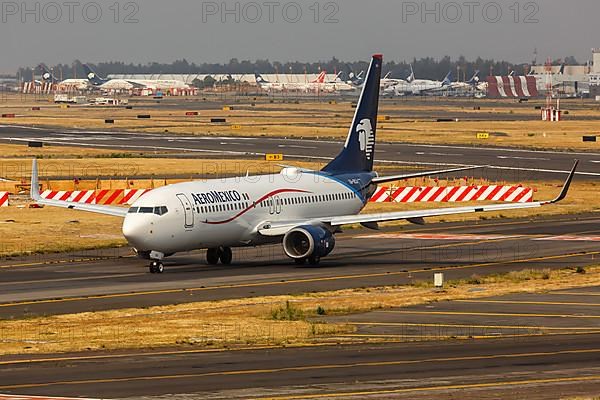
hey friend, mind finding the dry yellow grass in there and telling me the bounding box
[1,265,598,355]
[0,207,125,256]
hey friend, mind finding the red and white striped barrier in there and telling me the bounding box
[21,82,56,94]
[0,192,8,207]
[486,76,539,98]
[41,190,96,204]
[120,189,151,205]
[370,185,533,203]
[40,189,151,205]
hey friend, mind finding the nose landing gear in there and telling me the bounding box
[148,250,165,274]
[149,260,164,274]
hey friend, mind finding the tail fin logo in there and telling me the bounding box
[87,72,95,79]
[356,118,375,160]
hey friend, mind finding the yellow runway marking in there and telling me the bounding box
[1,348,599,390]
[0,255,134,270]
[455,299,600,307]
[254,375,600,400]
[550,292,600,297]
[379,310,600,318]
[399,215,600,234]
[346,322,600,330]
[1,249,599,309]
[0,343,337,366]
[0,272,142,286]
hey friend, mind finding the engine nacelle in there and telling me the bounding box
[282,225,335,260]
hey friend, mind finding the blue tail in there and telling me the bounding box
[441,71,453,86]
[466,70,480,85]
[38,64,58,83]
[322,54,382,174]
[406,65,415,83]
[255,73,269,84]
[83,64,108,86]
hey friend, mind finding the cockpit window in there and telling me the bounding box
[154,206,168,216]
[129,206,168,215]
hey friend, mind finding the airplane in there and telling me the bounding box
[83,64,190,91]
[313,71,356,93]
[448,70,480,90]
[429,70,481,94]
[39,64,90,90]
[384,66,453,96]
[30,54,578,274]
[380,72,407,90]
[255,71,331,92]
[255,73,285,92]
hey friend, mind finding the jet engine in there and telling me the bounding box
[283,225,335,263]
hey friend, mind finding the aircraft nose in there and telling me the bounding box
[122,216,149,248]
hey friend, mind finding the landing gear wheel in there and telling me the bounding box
[219,247,233,265]
[149,261,164,274]
[294,258,306,265]
[206,248,220,265]
[308,255,320,266]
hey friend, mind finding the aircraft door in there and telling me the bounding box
[176,194,194,228]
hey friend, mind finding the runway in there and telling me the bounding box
[0,125,596,180]
[1,213,599,318]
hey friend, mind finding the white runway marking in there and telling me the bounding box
[277,144,317,149]
[354,233,521,241]
[416,152,463,157]
[535,235,600,242]
[497,156,550,161]
[0,396,98,400]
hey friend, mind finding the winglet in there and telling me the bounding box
[31,159,40,201]
[546,159,578,204]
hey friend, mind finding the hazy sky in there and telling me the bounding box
[0,0,598,73]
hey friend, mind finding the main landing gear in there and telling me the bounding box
[207,247,233,265]
[293,255,321,266]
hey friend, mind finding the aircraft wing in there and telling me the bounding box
[259,160,577,236]
[125,80,148,89]
[372,165,485,185]
[30,159,128,218]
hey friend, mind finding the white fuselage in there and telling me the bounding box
[133,80,191,90]
[122,168,365,254]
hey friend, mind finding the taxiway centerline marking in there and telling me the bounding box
[378,310,600,318]
[1,348,600,390]
[455,299,600,307]
[254,375,600,400]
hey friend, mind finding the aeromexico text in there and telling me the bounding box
[191,190,243,205]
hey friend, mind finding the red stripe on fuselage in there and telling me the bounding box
[203,188,310,225]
